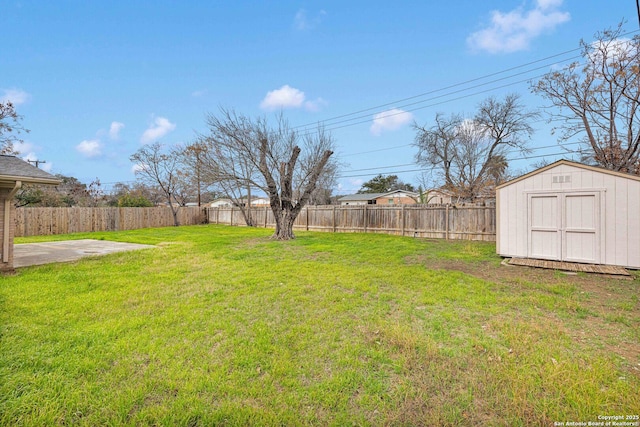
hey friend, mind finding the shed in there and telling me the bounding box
[496,159,640,269]
[0,155,61,272]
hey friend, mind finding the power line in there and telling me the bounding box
[342,143,413,157]
[337,148,579,179]
[293,29,640,142]
[338,142,585,177]
[292,47,586,132]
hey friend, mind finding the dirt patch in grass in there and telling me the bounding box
[407,255,640,375]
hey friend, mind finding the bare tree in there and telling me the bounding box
[130,142,184,226]
[178,142,210,207]
[532,23,640,173]
[190,126,260,227]
[414,94,537,200]
[0,101,28,155]
[199,109,337,240]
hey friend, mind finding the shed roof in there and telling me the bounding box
[0,155,61,186]
[496,159,640,190]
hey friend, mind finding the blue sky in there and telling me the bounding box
[1,0,634,194]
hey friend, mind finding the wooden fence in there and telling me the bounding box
[15,206,206,237]
[14,205,496,241]
[207,205,496,241]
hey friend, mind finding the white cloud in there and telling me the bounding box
[16,143,52,171]
[191,89,207,98]
[370,109,414,136]
[109,121,125,140]
[294,9,326,31]
[20,151,38,163]
[467,0,570,54]
[588,38,636,66]
[13,141,35,156]
[1,88,31,105]
[304,98,328,112]
[76,139,102,158]
[260,85,325,112]
[140,117,176,144]
[348,179,363,190]
[20,153,53,172]
[131,163,147,174]
[260,85,305,110]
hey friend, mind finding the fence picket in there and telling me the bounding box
[15,206,206,237]
[205,205,496,241]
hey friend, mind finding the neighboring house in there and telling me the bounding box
[209,198,234,208]
[373,190,419,205]
[339,190,419,206]
[422,189,455,205]
[209,197,270,208]
[338,193,383,205]
[250,197,270,207]
[496,159,640,269]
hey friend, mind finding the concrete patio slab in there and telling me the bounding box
[13,239,155,268]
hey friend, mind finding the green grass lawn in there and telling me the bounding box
[2,225,639,426]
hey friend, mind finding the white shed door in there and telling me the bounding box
[529,195,560,260]
[563,194,599,263]
[528,192,600,264]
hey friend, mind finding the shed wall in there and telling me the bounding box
[497,163,640,269]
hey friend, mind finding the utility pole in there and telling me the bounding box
[27,159,46,168]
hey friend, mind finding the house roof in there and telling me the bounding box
[338,193,385,201]
[378,189,419,198]
[425,188,454,196]
[496,159,640,190]
[338,189,419,201]
[0,155,61,187]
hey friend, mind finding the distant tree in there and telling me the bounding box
[117,193,154,207]
[185,137,259,226]
[178,142,209,207]
[14,184,44,207]
[357,174,415,194]
[198,108,337,240]
[84,178,106,207]
[413,94,537,200]
[57,175,90,206]
[15,175,101,207]
[106,182,160,207]
[130,142,185,226]
[532,23,640,174]
[0,101,28,155]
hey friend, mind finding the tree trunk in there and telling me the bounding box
[271,207,298,240]
[170,205,180,226]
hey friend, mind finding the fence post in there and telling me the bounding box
[306,206,309,231]
[363,205,368,233]
[230,207,233,226]
[332,205,336,233]
[401,204,405,236]
[264,206,268,228]
[445,204,449,240]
